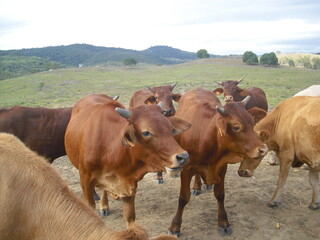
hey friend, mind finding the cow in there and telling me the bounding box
[65,93,191,227]
[129,83,181,117]
[167,88,268,236]
[238,96,320,210]
[213,78,268,123]
[0,106,72,163]
[0,133,177,240]
[129,83,182,184]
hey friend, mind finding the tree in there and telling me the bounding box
[123,58,137,66]
[259,52,278,66]
[242,51,258,65]
[196,49,209,59]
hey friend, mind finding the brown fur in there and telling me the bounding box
[0,133,177,240]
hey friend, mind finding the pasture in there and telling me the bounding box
[1,58,320,240]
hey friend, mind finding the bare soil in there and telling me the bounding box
[52,153,320,240]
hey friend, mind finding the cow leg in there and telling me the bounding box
[156,172,164,184]
[80,173,96,209]
[168,169,193,236]
[214,165,232,236]
[192,174,202,195]
[99,190,109,216]
[122,196,136,227]
[308,169,320,210]
[268,155,292,207]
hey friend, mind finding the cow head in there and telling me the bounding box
[144,83,182,117]
[215,96,268,160]
[115,104,191,174]
[213,78,247,102]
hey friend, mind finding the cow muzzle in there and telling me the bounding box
[165,152,189,176]
[224,95,233,102]
[238,169,253,177]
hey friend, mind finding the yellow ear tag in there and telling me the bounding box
[218,128,223,136]
[127,141,135,147]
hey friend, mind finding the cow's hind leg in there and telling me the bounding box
[308,169,320,210]
[99,190,109,216]
[214,165,232,236]
[80,172,96,209]
[122,195,136,227]
[168,169,193,236]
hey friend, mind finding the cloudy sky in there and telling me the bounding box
[1,0,320,55]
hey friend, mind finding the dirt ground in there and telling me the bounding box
[52,153,320,240]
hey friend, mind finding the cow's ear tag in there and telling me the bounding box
[121,138,135,147]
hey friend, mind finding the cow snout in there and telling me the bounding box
[238,169,253,177]
[176,152,189,166]
[259,144,268,157]
[163,109,173,116]
[224,95,233,102]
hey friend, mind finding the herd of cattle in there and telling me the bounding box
[0,81,319,239]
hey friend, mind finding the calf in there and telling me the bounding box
[65,94,191,226]
[0,133,176,240]
[238,96,320,210]
[168,88,268,236]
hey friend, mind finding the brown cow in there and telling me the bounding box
[213,78,268,123]
[238,96,320,210]
[129,83,181,184]
[168,88,268,236]
[0,106,72,162]
[129,83,181,117]
[65,94,191,226]
[0,133,177,240]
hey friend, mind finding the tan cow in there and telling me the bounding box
[238,96,320,209]
[0,133,177,240]
[65,94,190,226]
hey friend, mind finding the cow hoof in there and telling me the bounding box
[267,201,281,208]
[156,179,164,184]
[203,184,213,190]
[167,230,180,237]
[99,209,109,216]
[308,202,320,210]
[218,226,232,236]
[191,189,202,196]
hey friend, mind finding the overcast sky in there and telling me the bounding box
[1,0,320,55]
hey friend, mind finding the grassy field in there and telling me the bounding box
[0,58,319,110]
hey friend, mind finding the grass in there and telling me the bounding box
[0,58,319,110]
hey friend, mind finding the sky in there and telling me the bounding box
[1,0,320,55]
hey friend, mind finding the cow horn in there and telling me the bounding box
[115,107,131,119]
[113,95,119,100]
[157,101,164,109]
[147,86,153,92]
[237,78,243,84]
[216,81,223,86]
[216,106,226,116]
[241,95,251,106]
[171,83,177,89]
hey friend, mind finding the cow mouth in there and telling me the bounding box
[165,166,183,177]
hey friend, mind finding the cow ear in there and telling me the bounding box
[259,130,270,142]
[121,125,136,147]
[171,93,182,102]
[216,117,227,136]
[168,117,191,135]
[144,95,157,105]
[213,88,224,95]
[247,107,267,123]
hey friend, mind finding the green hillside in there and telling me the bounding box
[1,58,319,110]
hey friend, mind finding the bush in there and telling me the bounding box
[196,49,209,59]
[242,51,258,65]
[288,59,295,67]
[123,58,137,66]
[260,52,278,66]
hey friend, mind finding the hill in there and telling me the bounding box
[0,44,212,80]
[277,52,320,69]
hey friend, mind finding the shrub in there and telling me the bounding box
[242,51,258,65]
[260,52,278,66]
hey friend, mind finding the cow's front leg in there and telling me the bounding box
[308,169,320,210]
[80,172,96,209]
[214,165,231,236]
[268,155,292,207]
[168,169,193,236]
[122,195,136,227]
[99,190,109,216]
[191,174,202,195]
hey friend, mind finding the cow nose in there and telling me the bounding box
[259,144,268,156]
[163,109,172,116]
[238,169,251,177]
[176,152,189,166]
[224,95,233,102]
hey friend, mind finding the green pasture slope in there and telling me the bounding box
[0,58,319,110]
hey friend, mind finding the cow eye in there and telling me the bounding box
[232,125,241,132]
[142,131,152,137]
